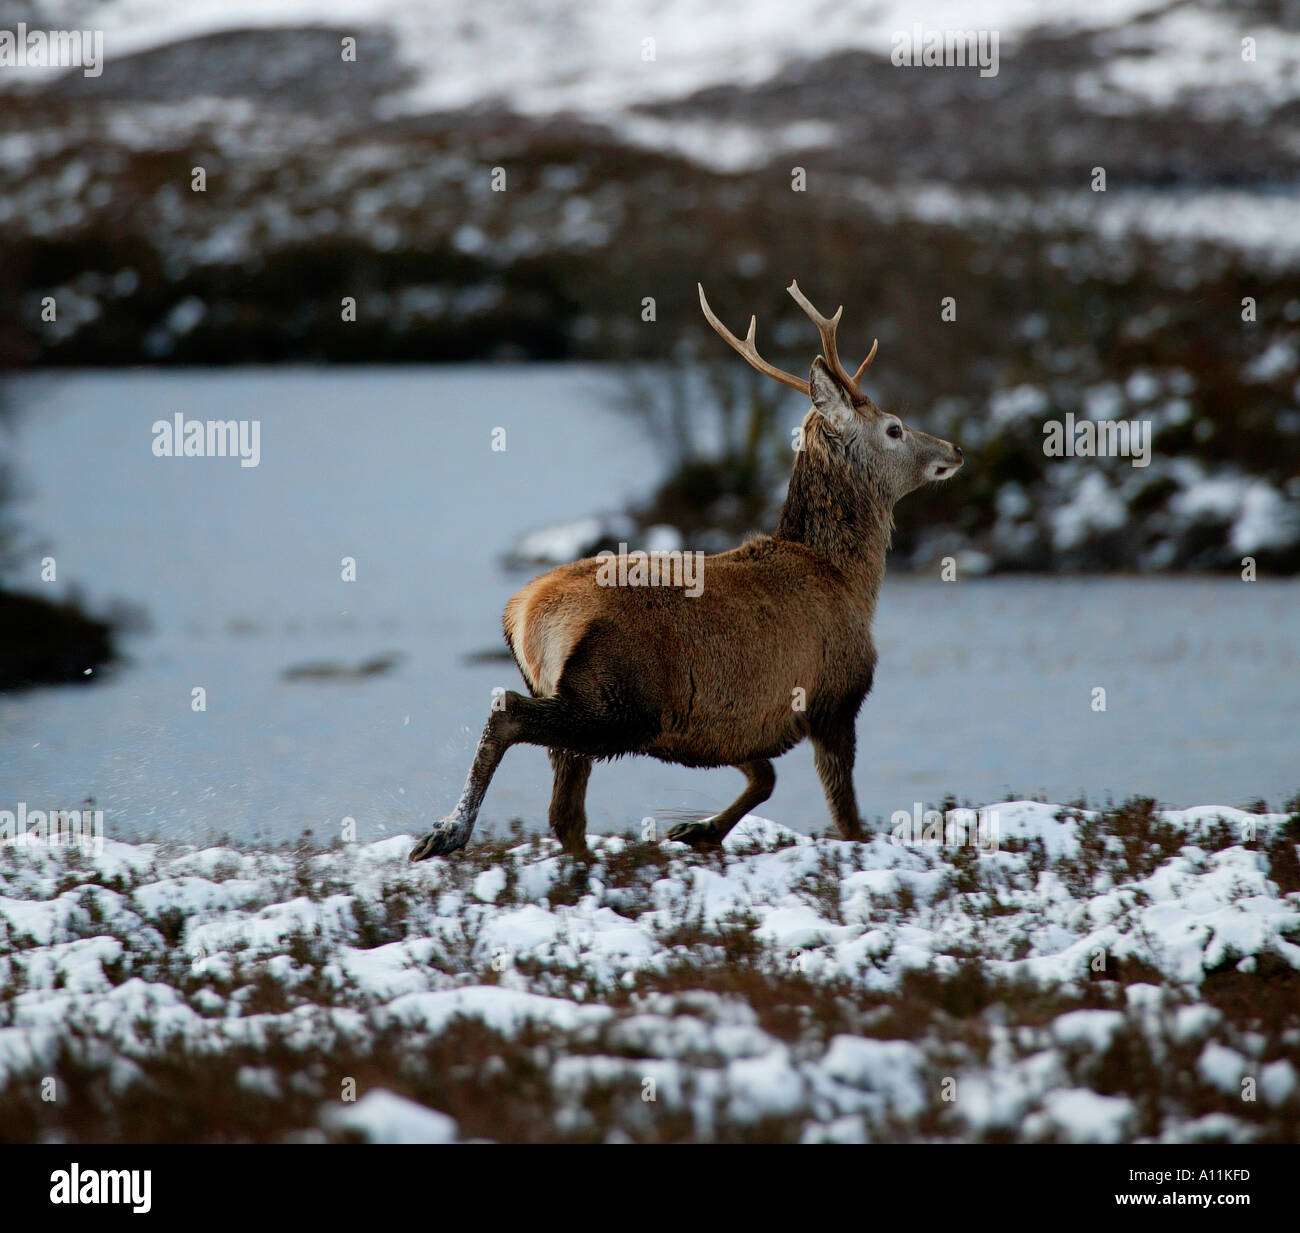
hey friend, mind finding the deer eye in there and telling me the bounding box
[886,422,903,439]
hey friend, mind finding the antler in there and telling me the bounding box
[697,284,810,396]
[697,281,878,406]
[786,280,876,406]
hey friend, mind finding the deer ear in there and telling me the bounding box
[809,357,855,430]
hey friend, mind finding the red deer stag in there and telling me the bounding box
[410,282,963,861]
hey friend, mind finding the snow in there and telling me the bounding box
[2,797,1298,1141]
[1168,473,1300,554]
[472,867,507,903]
[380,987,613,1036]
[1051,1009,1125,1050]
[30,0,1179,117]
[1243,340,1298,384]
[1260,1060,1297,1107]
[1231,484,1300,555]
[14,2,1297,204]
[508,517,686,567]
[863,179,1300,267]
[1171,1003,1221,1044]
[818,1036,928,1116]
[509,515,630,565]
[320,1089,458,1144]
[989,383,1049,425]
[1078,7,1300,119]
[1029,1088,1135,1143]
[1050,471,1127,551]
[1198,1043,1250,1095]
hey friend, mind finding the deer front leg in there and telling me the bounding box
[810,722,865,840]
[548,748,593,858]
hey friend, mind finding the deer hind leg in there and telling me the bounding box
[548,749,593,857]
[410,691,650,861]
[667,759,776,849]
[409,704,516,861]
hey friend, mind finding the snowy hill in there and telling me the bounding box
[2,0,1298,571]
[12,0,1300,129]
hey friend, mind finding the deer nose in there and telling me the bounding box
[954,445,964,460]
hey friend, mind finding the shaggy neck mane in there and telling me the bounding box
[774,413,894,591]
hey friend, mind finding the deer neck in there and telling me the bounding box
[773,433,894,599]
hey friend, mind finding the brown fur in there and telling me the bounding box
[504,573,591,697]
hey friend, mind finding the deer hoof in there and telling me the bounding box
[666,820,723,849]
[409,822,466,862]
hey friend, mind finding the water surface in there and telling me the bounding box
[2,367,1296,845]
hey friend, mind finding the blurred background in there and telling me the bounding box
[0,0,1297,843]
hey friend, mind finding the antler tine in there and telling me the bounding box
[852,338,879,381]
[787,279,871,405]
[697,284,811,397]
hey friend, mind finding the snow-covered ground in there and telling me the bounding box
[2,799,1298,1142]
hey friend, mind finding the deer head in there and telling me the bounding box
[698,280,963,507]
